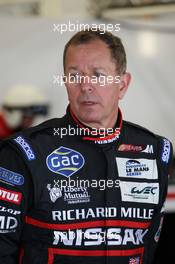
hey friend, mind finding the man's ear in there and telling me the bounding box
[118,72,131,100]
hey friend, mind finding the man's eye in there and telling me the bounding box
[69,73,78,77]
[69,73,81,82]
[94,72,106,78]
[69,73,78,78]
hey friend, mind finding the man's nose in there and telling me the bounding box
[80,76,94,92]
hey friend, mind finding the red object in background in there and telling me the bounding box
[0,113,13,139]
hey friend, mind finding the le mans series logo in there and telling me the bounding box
[46,146,85,177]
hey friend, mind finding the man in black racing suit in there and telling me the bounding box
[0,29,173,264]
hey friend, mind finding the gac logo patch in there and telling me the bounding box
[46,146,85,177]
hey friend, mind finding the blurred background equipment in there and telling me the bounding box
[0,0,41,16]
[0,84,50,139]
[0,0,88,18]
[89,0,175,18]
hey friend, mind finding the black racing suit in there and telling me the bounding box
[0,107,173,264]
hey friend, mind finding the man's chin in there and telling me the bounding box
[78,114,101,127]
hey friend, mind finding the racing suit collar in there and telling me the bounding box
[67,105,123,144]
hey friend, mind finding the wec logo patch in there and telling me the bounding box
[131,186,157,195]
[120,181,159,204]
[46,146,85,177]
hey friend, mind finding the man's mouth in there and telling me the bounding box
[81,101,97,106]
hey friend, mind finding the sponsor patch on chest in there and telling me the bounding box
[0,187,22,205]
[120,181,159,204]
[46,146,85,177]
[116,158,158,179]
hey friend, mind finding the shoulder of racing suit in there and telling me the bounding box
[2,116,66,154]
[122,118,173,156]
[123,120,155,135]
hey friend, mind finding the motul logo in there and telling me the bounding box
[0,187,22,205]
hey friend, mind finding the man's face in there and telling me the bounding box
[64,39,131,128]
